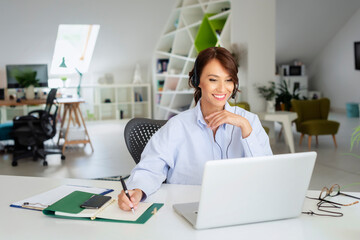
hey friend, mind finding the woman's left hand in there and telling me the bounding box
[205,110,252,138]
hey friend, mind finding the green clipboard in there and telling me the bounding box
[43,191,163,224]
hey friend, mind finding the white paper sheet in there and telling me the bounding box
[11,185,113,210]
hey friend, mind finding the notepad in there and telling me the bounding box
[49,191,152,221]
[43,191,163,224]
[10,185,113,211]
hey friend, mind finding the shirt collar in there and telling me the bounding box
[224,101,232,112]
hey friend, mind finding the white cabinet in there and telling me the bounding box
[153,0,232,120]
[94,84,151,120]
[0,104,44,123]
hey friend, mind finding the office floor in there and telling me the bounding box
[0,113,359,192]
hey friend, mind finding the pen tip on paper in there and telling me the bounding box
[131,208,135,214]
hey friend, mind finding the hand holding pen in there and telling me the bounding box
[120,177,135,214]
[118,177,143,213]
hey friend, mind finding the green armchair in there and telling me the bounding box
[228,101,251,111]
[291,98,340,149]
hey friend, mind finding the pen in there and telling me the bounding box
[120,176,135,214]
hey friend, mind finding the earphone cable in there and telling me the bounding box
[226,99,236,158]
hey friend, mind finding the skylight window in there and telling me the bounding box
[50,24,100,75]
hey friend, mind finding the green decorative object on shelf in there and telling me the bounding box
[194,14,227,53]
[210,17,227,36]
[153,0,231,120]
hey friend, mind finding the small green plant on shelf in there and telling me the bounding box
[61,77,67,88]
[11,68,40,88]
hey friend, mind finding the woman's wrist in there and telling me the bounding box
[134,188,145,201]
[237,118,252,138]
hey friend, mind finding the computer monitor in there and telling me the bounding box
[355,42,360,70]
[6,64,48,88]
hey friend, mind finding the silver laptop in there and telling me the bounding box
[173,152,317,230]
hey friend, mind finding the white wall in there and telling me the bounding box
[0,0,176,88]
[0,0,276,113]
[231,0,276,112]
[308,8,360,112]
[276,0,360,66]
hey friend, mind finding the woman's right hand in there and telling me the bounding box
[117,188,143,211]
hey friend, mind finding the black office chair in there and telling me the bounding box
[124,118,167,164]
[11,88,65,166]
[92,118,166,182]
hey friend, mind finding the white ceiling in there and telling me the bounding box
[276,0,360,66]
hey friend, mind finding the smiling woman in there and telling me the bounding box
[189,47,239,105]
[118,47,273,212]
[199,59,234,110]
[189,47,251,138]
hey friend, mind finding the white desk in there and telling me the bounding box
[257,111,298,153]
[1,175,359,240]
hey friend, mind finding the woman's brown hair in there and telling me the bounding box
[188,47,239,104]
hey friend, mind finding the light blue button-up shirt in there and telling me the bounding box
[127,100,273,199]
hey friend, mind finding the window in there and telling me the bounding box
[50,24,100,75]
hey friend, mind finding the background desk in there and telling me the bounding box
[1,175,359,240]
[0,99,46,123]
[57,98,94,153]
[257,111,297,153]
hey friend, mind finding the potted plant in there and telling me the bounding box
[350,125,360,158]
[275,80,300,111]
[257,81,276,112]
[61,77,67,88]
[11,68,40,100]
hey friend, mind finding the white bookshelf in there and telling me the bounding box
[153,0,231,120]
[93,83,151,120]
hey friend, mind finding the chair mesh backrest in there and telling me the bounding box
[44,88,57,113]
[42,89,58,138]
[41,104,59,139]
[124,118,167,164]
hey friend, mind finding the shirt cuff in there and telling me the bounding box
[241,130,258,157]
[126,178,151,201]
[243,129,257,144]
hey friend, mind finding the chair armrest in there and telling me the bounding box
[13,115,40,129]
[28,110,45,118]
